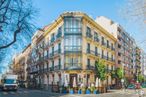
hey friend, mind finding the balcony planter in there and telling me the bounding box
[81,87,86,94]
[90,86,95,93]
[78,89,81,94]
[93,90,98,94]
[86,89,91,94]
[62,87,67,94]
[69,89,74,94]
[73,87,78,93]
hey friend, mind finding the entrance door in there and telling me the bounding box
[70,74,77,88]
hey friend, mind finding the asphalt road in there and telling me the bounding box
[0,88,140,97]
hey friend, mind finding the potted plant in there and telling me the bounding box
[62,86,67,94]
[69,88,74,94]
[90,86,95,93]
[74,87,78,93]
[81,87,86,94]
[78,87,82,94]
[86,87,91,94]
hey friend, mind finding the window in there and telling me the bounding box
[87,43,90,53]
[51,33,55,42]
[52,61,54,68]
[87,27,91,34]
[86,27,92,38]
[58,43,61,50]
[102,50,104,58]
[65,56,81,66]
[87,59,90,66]
[95,47,98,55]
[57,27,62,38]
[102,36,104,44]
[64,17,82,33]
[64,36,82,51]
[52,47,54,55]
[111,55,114,60]
[107,52,109,60]
[94,32,99,41]
[107,40,109,47]
[59,58,61,69]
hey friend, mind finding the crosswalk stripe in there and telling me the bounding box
[10,92,15,94]
[3,92,8,95]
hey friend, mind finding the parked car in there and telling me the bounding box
[127,83,141,89]
[135,83,141,89]
[141,82,146,88]
[127,84,135,89]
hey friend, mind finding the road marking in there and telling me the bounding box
[3,92,8,95]
[24,91,28,93]
[10,92,16,94]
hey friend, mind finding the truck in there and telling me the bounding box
[1,74,18,91]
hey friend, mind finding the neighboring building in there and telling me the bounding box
[96,16,137,80]
[12,44,31,87]
[135,47,141,77]
[140,49,146,76]
[25,12,116,90]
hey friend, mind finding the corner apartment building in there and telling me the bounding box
[96,16,137,80]
[25,12,116,89]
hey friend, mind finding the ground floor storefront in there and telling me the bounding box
[27,70,115,92]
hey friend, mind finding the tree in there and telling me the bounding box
[0,0,36,49]
[116,67,123,80]
[111,70,116,79]
[138,74,144,83]
[0,0,37,71]
[95,59,106,81]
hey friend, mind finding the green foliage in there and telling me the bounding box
[95,59,106,81]
[115,67,123,79]
[90,86,95,93]
[138,74,144,83]
[111,70,116,79]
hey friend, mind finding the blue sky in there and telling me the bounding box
[1,0,146,73]
[33,0,146,46]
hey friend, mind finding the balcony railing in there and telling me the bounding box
[65,63,82,70]
[107,45,111,48]
[49,66,54,71]
[111,47,115,51]
[106,69,112,73]
[101,41,106,46]
[49,52,54,58]
[95,52,100,56]
[44,43,50,49]
[86,65,95,70]
[56,33,62,39]
[38,57,44,62]
[51,37,55,43]
[86,32,92,39]
[111,58,115,62]
[64,46,81,54]
[44,55,49,60]
[101,55,107,60]
[44,68,49,72]
[54,65,61,70]
[64,28,82,35]
[87,49,100,57]
[54,49,61,55]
